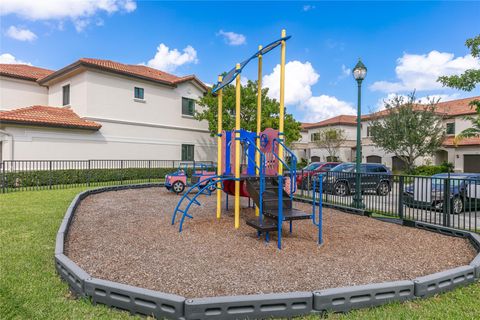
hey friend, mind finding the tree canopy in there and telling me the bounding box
[369,93,445,172]
[438,34,480,140]
[313,128,347,161]
[194,80,301,145]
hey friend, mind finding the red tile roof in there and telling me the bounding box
[363,96,480,120]
[38,58,208,90]
[302,115,357,130]
[0,105,101,130]
[442,136,480,147]
[0,64,54,81]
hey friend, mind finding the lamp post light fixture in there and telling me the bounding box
[352,59,367,209]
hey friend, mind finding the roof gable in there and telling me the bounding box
[38,58,208,91]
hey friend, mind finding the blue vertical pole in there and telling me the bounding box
[277,175,283,249]
[225,193,229,210]
[319,176,323,245]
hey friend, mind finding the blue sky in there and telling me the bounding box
[1,1,479,122]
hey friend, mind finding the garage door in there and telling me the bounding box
[464,155,480,173]
[366,155,382,163]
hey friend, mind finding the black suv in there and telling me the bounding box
[322,163,393,196]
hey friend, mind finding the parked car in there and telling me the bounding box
[322,163,393,196]
[297,162,340,189]
[403,173,480,214]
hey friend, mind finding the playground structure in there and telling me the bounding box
[171,30,323,248]
[164,162,216,194]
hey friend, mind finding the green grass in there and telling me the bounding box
[1,187,479,319]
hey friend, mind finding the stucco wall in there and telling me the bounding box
[0,76,48,110]
[1,122,215,161]
[47,72,88,116]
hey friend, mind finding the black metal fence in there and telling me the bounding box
[0,160,214,193]
[297,170,480,233]
[2,160,478,234]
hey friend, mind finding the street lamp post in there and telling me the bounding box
[352,59,367,209]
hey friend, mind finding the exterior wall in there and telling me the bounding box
[0,123,215,161]
[443,146,480,173]
[48,71,88,116]
[1,69,215,161]
[81,70,208,130]
[292,125,357,163]
[0,76,48,110]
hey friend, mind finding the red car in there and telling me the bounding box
[297,162,340,189]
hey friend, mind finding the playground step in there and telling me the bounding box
[246,217,278,232]
[264,208,312,221]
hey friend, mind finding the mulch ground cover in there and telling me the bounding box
[65,187,477,298]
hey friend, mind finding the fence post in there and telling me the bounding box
[1,161,5,194]
[398,175,404,220]
[324,171,329,204]
[87,160,91,187]
[148,160,151,183]
[120,160,124,185]
[49,160,53,189]
[443,178,450,227]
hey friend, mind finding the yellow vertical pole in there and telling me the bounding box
[234,63,241,229]
[255,45,263,217]
[278,29,286,175]
[216,75,223,219]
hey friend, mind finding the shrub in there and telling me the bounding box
[411,162,453,176]
[2,167,178,189]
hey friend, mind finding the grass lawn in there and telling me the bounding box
[1,187,479,319]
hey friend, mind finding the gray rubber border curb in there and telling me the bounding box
[54,184,480,319]
[184,292,312,320]
[313,280,414,313]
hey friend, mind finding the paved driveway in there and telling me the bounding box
[297,182,480,232]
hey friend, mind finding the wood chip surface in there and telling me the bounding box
[65,187,477,298]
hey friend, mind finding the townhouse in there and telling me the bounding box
[294,97,480,173]
[0,59,215,161]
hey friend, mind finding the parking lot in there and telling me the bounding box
[297,181,480,232]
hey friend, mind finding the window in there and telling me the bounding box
[181,144,194,161]
[62,84,70,106]
[182,97,195,116]
[366,126,371,137]
[134,87,144,100]
[446,122,455,135]
[311,132,320,142]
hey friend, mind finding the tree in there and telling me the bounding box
[312,128,347,161]
[369,93,445,172]
[438,34,480,140]
[194,80,301,146]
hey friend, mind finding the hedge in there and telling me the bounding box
[1,167,180,189]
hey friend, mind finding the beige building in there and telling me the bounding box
[0,59,215,161]
[294,97,480,173]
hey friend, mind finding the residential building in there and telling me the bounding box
[294,97,480,172]
[0,59,215,161]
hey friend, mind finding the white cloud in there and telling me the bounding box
[217,30,246,46]
[263,60,354,122]
[303,5,315,11]
[263,60,319,105]
[0,0,137,32]
[370,50,480,92]
[5,26,37,41]
[304,95,356,122]
[240,76,249,87]
[143,43,198,73]
[0,53,31,65]
[341,64,351,77]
